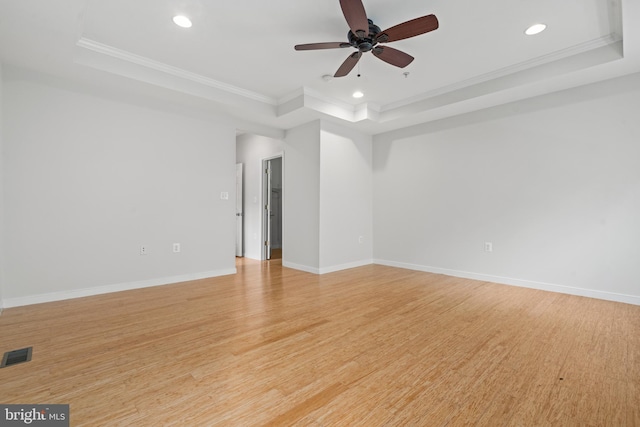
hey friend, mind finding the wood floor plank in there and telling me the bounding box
[0,258,638,426]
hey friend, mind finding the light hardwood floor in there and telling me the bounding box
[1,258,638,426]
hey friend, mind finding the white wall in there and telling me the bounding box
[235,133,283,260]
[4,66,638,308]
[2,70,237,307]
[319,121,373,273]
[283,121,321,272]
[373,72,640,305]
[0,62,4,311]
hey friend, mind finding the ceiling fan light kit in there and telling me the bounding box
[294,0,439,78]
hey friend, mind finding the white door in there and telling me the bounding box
[235,163,243,257]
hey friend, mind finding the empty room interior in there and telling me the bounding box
[1,0,639,425]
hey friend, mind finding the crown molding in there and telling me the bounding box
[382,34,622,113]
[76,37,277,105]
[75,30,630,133]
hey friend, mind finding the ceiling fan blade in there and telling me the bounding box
[295,42,351,51]
[376,14,439,43]
[340,0,369,38]
[334,52,362,77]
[372,46,414,68]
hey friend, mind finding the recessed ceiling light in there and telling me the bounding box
[173,15,192,28]
[352,91,364,99]
[525,23,546,36]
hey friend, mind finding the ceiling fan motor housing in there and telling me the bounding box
[348,19,382,52]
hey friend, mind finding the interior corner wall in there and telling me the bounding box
[372,71,640,305]
[235,133,283,260]
[283,121,321,272]
[319,121,373,273]
[3,70,237,307]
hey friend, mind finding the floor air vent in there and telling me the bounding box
[1,347,33,368]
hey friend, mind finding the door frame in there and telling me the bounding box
[235,163,243,257]
[262,154,284,260]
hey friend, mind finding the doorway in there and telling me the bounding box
[235,163,243,257]
[263,156,283,260]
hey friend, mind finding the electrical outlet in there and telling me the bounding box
[484,242,493,252]
[358,236,364,244]
[173,243,181,253]
[140,245,147,255]
[220,192,229,200]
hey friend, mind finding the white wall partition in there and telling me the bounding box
[282,120,374,274]
[373,72,640,304]
[283,121,321,272]
[319,122,373,273]
[2,73,237,306]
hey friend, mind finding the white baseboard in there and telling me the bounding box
[282,261,319,274]
[1,268,237,308]
[374,259,640,306]
[283,259,373,275]
[318,259,373,274]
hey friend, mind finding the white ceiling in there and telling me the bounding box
[1,0,639,136]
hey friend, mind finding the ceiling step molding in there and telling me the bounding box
[383,34,623,113]
[76,37,277,106]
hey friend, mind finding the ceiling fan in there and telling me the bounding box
[294,0,439,77]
